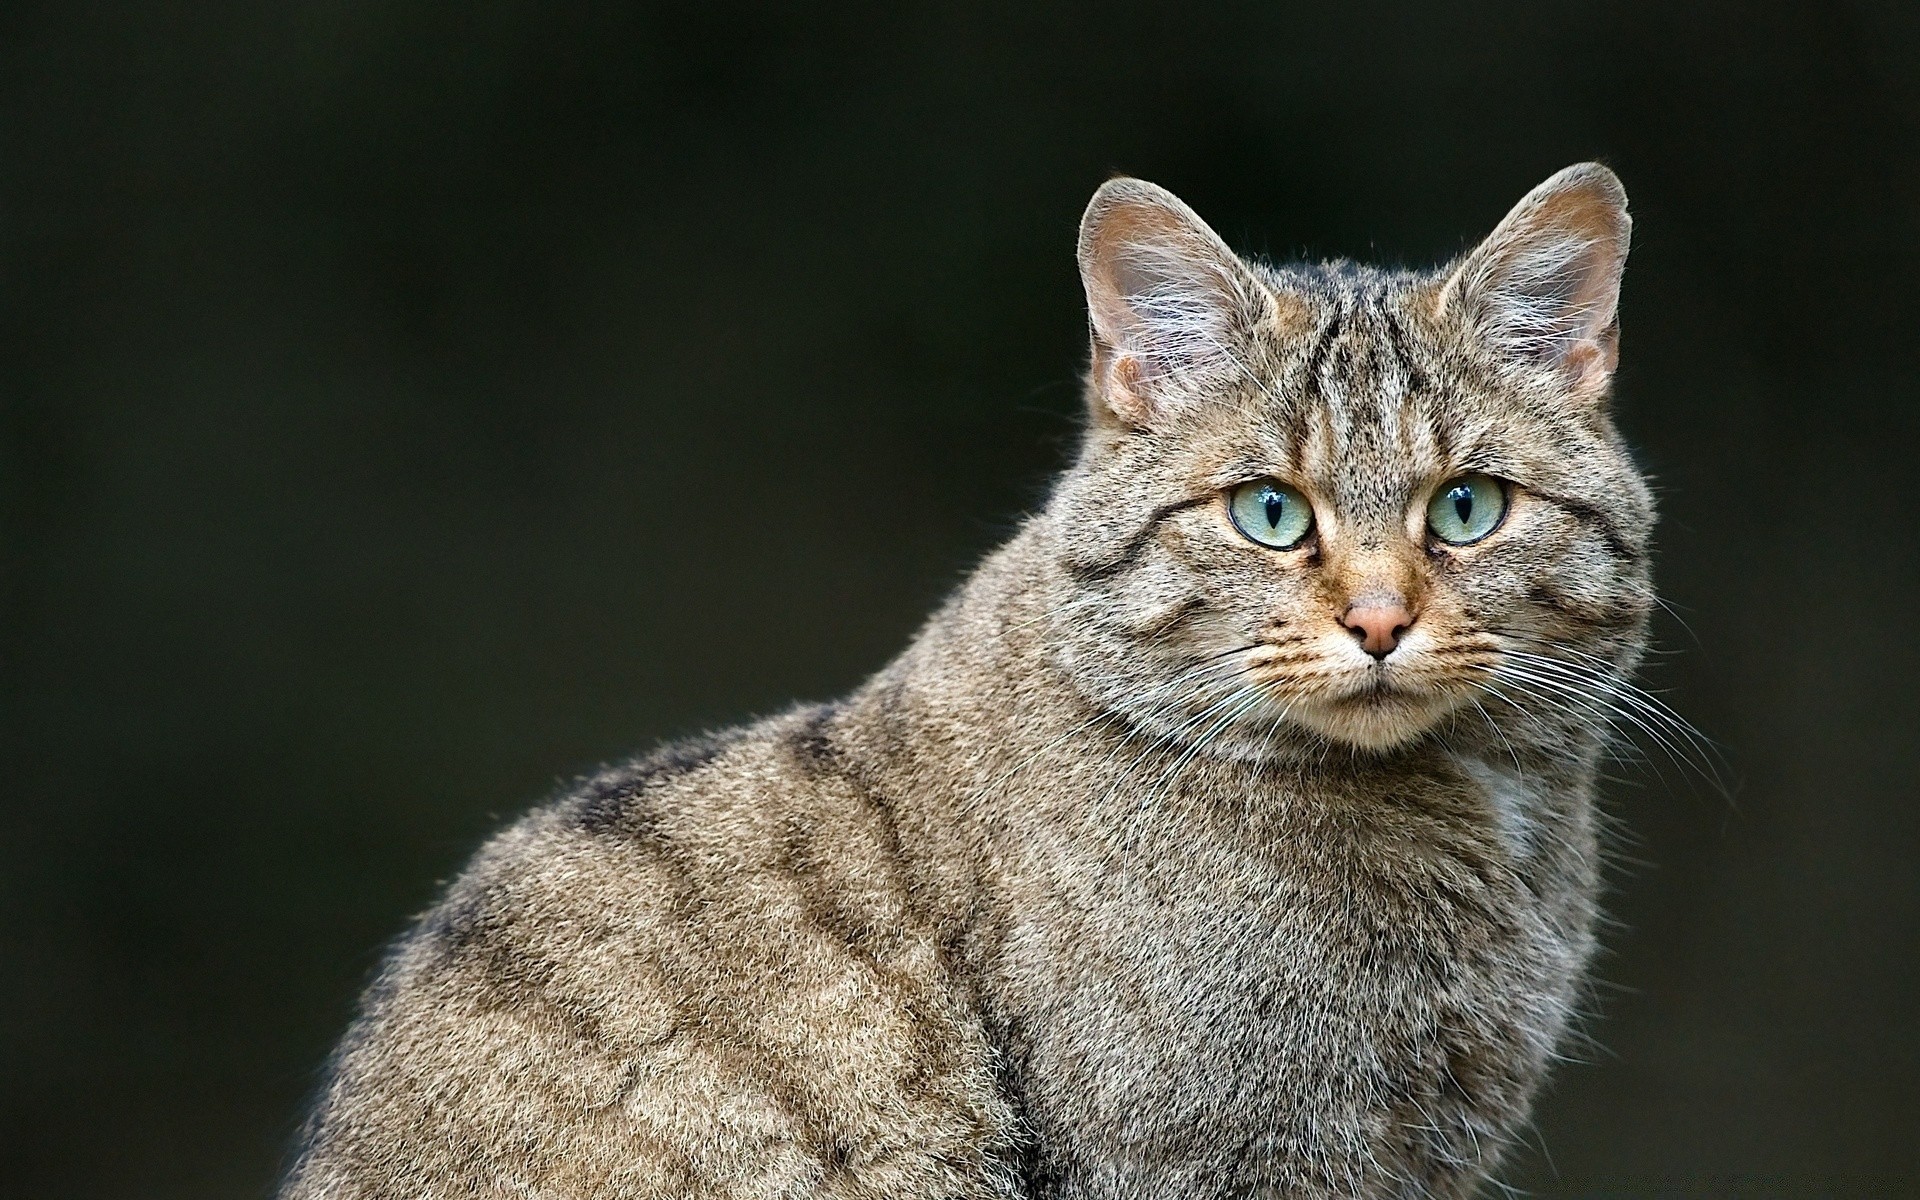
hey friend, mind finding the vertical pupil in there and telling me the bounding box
[1452,487,1473,524]
[1264,492,1285,528]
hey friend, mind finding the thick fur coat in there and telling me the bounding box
[285,164,1656,1199]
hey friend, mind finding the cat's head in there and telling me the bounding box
[1046,164,1655,756]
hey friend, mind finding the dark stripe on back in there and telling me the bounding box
[781,702,846,780]
[778,701,909,871]
[572,728,746,835]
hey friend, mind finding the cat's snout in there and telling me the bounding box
[1342,599,1414,659]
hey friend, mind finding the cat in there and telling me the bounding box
[283,162,1655,1199]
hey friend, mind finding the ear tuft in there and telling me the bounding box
[1440,163,1631,397]
[1077,178,1266,427]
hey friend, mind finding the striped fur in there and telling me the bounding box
[285,164,1654,1199]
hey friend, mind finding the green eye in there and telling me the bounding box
[1426,473,1509,545]
[1227,479,1315,550]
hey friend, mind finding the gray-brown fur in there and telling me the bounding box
[284,164,1654,1199]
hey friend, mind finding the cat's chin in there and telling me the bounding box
[1290,687,1461,752]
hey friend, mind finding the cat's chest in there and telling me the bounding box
[1000,765,1548,980]
[985,770,1577,1195]
[999,799,1543,1029]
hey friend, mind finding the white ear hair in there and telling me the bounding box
[1440,163,1631,395]
[1077,178,1267,425]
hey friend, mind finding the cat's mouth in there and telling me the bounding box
[1330,674,1426,708]
[1288,664,1467,749]
[1349,668,1401,697]
[1323,658,1426,700]
[1241,638,1475,749]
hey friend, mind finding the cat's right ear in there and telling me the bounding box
[1077,178,1274,429]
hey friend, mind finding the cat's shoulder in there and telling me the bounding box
[396,702,909,975]
[296,704,1016,1200]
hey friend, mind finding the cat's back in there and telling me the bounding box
[284,706,1017,1200]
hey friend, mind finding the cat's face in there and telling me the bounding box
[1049,166,1654,755]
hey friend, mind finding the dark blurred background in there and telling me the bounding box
[4,2,1917,1196]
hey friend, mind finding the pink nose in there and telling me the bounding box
[1343,600,1414,659]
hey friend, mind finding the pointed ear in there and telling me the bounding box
[1077,178,1274,428]
[1438,163,1631,399]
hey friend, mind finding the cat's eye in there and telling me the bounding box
[1426,473,1509,545]
[1227,479,1315,550]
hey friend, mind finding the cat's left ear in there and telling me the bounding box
[1438,163,1631,400]
[1077,178,1279,428]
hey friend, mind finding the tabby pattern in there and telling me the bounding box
[285,163,1655,1199]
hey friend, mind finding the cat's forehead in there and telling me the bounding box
[1144,257,1597,529]
[1220,268,1468,498]
[1158,259,1597,522]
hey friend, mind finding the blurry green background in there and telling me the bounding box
[5,3,1917,1195]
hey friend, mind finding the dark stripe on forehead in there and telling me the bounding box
[1063,494,1213,583]
[1380,310,1430,396]
[1529,489,1644,563]
[1304,310,1343,388]
[1428,409,1455,467]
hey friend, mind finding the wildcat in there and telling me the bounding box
[283,163,1654,1199]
